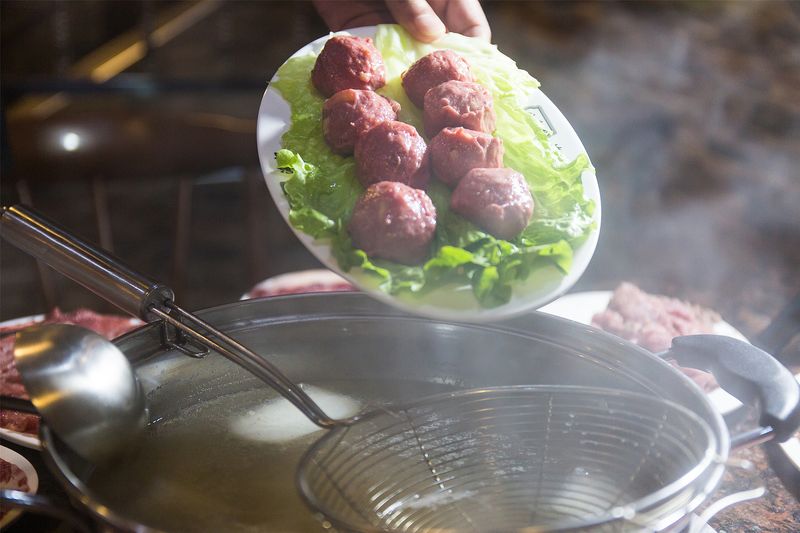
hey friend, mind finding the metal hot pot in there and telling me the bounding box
[1,206,798,532]
[3,294,797,532]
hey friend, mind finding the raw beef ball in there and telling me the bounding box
[423,80,496,137]
[311,36,386,97]
[430,127,504,187]
[322,90,400,155]
[354,121,430,189]
[402,50,475,108]
[450,168,534,240]
[348,181,437,264]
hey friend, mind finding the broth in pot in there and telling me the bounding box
[87,379,456,532]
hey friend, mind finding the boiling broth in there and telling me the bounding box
[86,379,455,532]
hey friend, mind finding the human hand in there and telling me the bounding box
[312,0,491,43]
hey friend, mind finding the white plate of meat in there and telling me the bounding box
[241,269,355,300]
[257,24,600,322]
[1,314,45,449]
[0,445,39,529]
[539,283,748,414]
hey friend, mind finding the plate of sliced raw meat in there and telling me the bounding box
[0,445,39,528]
[540,283,748,414]
[0,308,143,449]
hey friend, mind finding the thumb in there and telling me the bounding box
[385,0,447,42]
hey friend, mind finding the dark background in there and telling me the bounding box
[2,1,798,335]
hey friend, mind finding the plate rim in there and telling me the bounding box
[256,24,601,322]
[0,444,40,529]
[539,290,749,414]
[1,315,45,450]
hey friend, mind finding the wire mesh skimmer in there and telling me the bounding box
[297,385,718,532]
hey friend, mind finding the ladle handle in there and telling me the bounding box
[1,205,173,320]
[1,204,339,429]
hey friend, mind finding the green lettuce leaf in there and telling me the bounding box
[270,24,595,308]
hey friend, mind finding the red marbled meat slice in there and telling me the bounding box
[311,35,386,97]
[591,283,722,391]
[402,50,475,108]
[0,458,31,521]
[1,308,142,435]
[249,281,355,299]
[0,458,30,492]
[591,283,721,353]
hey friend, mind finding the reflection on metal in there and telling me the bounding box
[8,0,222,121]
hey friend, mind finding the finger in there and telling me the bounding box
[313,0,393,31]
[385,0,447,42]
[440,0,491,41]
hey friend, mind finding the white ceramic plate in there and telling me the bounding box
[1,315,45,450]
[241,269,353,300]
[0,313,142,450]
[0,314,45,330]
[257,25,600,323]
[0,445,39,529]
[539,291,748,414]
[0,428,41,451]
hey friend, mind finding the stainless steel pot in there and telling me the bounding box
[4,293,796,532]
[1,205,797,532]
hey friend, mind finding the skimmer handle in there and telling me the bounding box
[666,335,800,443]
[1,205,173,320]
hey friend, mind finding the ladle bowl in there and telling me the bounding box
[13,323,147,464]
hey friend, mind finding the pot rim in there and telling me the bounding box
[36,292,731,532]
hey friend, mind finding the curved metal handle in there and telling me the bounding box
[1,205,173,320]
[0,489,92,533]
[151,304,341,428]
[664,335,800,444]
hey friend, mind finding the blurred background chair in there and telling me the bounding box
[1,0,328,317]
[6,103,268,305]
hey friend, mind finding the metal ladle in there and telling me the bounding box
[8,324,147,464]
[1,204,349,461]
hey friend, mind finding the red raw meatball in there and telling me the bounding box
[322,90,400,155]
[423,80,496,137]
[450,168,534,240]
[311,36,386,97]
[348,181,437,265]
[402,50,475,108]
[430,127,504,188]
[354,121,430,189]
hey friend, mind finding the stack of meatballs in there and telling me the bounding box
[312,35,534,266]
